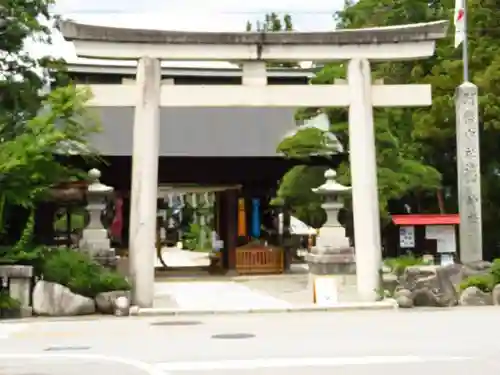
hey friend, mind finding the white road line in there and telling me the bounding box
[156,355,471,371]
[0,353,165,375]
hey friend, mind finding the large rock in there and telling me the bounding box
[382,272,399,295]
[463,261,492,275]
[114,296,131,317]
[95,290,131,314]
[492,284,500,305]
[400,265,458,307]
[393,288,413,308]
[386,261,494,308]
[32,281,96,316]
[394,289,413,308]
[442,261,492,286]
[459,286,493,306]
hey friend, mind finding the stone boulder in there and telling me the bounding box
[399,265,458,307]
[32,281,96,316]
[385,261,494,308]
[463,261,492,275]
[382,272,399,295]
[394,288,413,308]
[443,261,492,286]
[459,286,492,306]
[114,296,131,316]
[95,290,131,314]
[492,284,500,305]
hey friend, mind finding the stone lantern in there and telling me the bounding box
[306,169,356,302]
[79,169,116,265]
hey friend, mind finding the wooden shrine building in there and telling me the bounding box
[45,61,344,273]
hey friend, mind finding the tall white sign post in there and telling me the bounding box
[61,20,448,307]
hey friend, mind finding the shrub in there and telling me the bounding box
[489,259,500,286]
[0,292,21,309]
[182,223,211,251]
[459,274,494,293]
[384,253,429,276]
[0,245,46,275]
[41,248,130,298]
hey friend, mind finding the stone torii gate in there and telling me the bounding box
[61,20,448,308]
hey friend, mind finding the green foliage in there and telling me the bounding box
[0,245,46,274]
[54,209,87,232]
[245,12,298,68]
[459,274,494,293]
[12,208,35,252]
[384,253,429,276]
[277,0,500,256]
[41,249,131,298]
[489,259,500,286]
[459,259,500,292]
[246,12,293,32]
[278,127,342,158]
[0,292,21,310]
[276,166,327,228]
[0,0,100,248]
[336,0,500,255]
[182,223,211,251]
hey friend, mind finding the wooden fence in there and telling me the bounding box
[235,246,284,275]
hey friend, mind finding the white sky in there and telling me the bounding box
[29,0,344,64]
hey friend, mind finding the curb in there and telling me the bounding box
[130,299,398,316]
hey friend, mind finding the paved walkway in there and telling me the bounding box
[154,281,292,309]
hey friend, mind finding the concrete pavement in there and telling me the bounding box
[151,263,366,313]
[1,307,499,374]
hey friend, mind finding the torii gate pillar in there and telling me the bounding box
[347,58,382,301]
[61,20,448,307]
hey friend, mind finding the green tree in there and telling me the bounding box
[276,0,449,229]
[0,0,99,246]
[278,0,500,257]
[246,12,298,68]
[246,12,293,33]
[334,0,500,257]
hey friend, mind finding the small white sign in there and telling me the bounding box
[313,276,339,305]
[426,225,457,253]
[399,226,415,248]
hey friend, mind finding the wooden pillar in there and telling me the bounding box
[219,189,238,270]
[34,202,57,245]
[122,196,130,248]
[218,191,228,268]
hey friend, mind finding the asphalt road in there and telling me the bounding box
[0,307,499,375]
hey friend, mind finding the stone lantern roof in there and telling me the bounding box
[312,169,351,195]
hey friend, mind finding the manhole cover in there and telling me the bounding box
[211,333,255,339]
[151,321,202,326]
[44,346,91,351]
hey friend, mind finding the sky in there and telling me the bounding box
[29,0,345,65]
